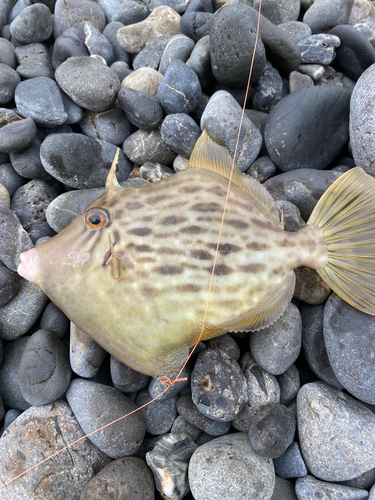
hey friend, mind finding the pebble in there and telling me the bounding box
[300,303,342,388]
[111,355,150,393]
[278,20,312,44]
[55,56,120,112]
[295,475,369,500]
[10,3,53,43]
[303,0,354,34]
[80,457,155,500]
[40,302,70,340]
[298,63,326,80]
[0,400,111,500]
[121,67,163,97]
[0,63,19,104]
[349,0,375,25]
[157,59,202,114]
[40,133,132,189]
[70,322,106,378]
[15,42,54,79]
[136,388,178,435]
[0,337,31,410]
[273,441,308,479]
[84,21,115,65]
[201,90,262,172]
[246,156,276,183]
[206,333,240,361]
[180,11,213,42]
[276,364,300,407]
[52,28,89,70]
[189,432,275,500]
[253,0,300,25]
[289,70,314,92]
[139,161,175,180]
[148,366,190,400]
[0,409,21,436]
[161,113,201,157]
[250,303,302,376]
[0,182,10,207]
[294,266,331,304]
[297,382,375,481]
[79,106,131,145]
[271,476,298,500]
[110,60,132,81]
[186,34,214,90]
[323,292,375,404]
[117,6,180,54]
[276,200,305,233]
[53,0,106,39]
[111,0,149,25]
[9,136,51,180]
[354,17,375,48]
[251,67,285,113]
[124,127,177,165]
[171,415,202,441]
[0,265,20,307]
[350,63,375,176]
[0,38,16,68]
[118,87,163,130]
[0,109,36,153]
[173,154,189,171]
[298,33,341,65]
[102,22,130,64]
[66,378,146,458]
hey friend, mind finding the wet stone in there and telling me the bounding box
[161,113,201,157]
[295,475,369,500]
[246,156,276,183]
[40,133,132,189]
[273,441,308,479]
[0,400,111,500]
[136,388,178,435]
[300,303,342,388]
[80,457,155,500]
[79,106,131,145]
[66,378,146,458]
[278,20,312,44]
[0,337,31,410]
[201,90,262,172]
[0,266,20,307]
[156,59,202,114]
[297,382,375,481]
[40,302,70,340]
[133,34,172,71]
[0,109,36,153]
[54,0,107,39]
[52,28,89,70]
[186,34,214,90]
[180,11,213,42]
[171,415,202,441]
[176,393,230,436]
[124,127,177,165]
[9,136,51,181]
[294,266,331,305]
[248,403,295,459]
[70,322,106,378]
[110,355,150,393]
[111,0,149,25]
[303,0,354,34]
[146,433,197,500]
[84,21,115,65]
[276,364,300,407]
[117,87,163,131]
[251,67,284,113]
[159,34,195,74]
[189,433,275,500]
[11,179,57,243]
[148,366,190,401]
[121,67,163,98]
[55,56,120,112]
[10,3,53,43]
[323,292,375,404]
[205,333,240,361]
[0,63,20,105]
[0,38,16,68]
[297,34,341,65]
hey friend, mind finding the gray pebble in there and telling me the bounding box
[54,0,106,39]
[270,476,298,500]
[278,20,312,44]
[111,355,150,393]
[294,266,331,305]
[102,21,131,64]
[303,0,354,34]
[139,161,174,181]
[80,106,131,145]
[273,441,308,478]
[171,415,202,441]
[180,11,213,42]
[136,388,178,435]
[246,156,276,183]
[206,333,240,361]
[295,475,369,500]
[124,127,177,165]
[0,109,36,153]
[111,0,149,25]
[173,154,189,171]
[0,63,20,104]
[70,322,106,378]
[161,113,201,157]
[289,70,314,92]
[0,266,20,307]
[148,366,190,400]
[189,432,275,500]
[40,302,70,340]
[52,28,89,70]
[297,382,375,481]
[298,63,325,80]
[253,0,300,25]
[55,56,120,112]
[0,337,31,410]
[354,17,375,49]
[159,33,195,74]
[0,409,22,436]
[275,200,304,232]
[121,67,163,98]
[298,34,341,65]
[10,3,53,43]
[276,364,300,407]
[251,67,284,113]
[110,60,132,81]
[0,38,16,68]
[9,136,51,180]
[133,34,172,71]
[186,34,214,90]
[118,87,163,130]
[84,21,115,65]
[341,467,375,490]
[66,378,146,458]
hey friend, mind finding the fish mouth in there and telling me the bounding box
[17,248,40,284]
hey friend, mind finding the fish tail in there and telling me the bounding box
[307,167,375,315]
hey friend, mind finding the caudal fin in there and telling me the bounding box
[307,167,375,315]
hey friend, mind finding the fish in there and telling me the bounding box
[17,130,375,378]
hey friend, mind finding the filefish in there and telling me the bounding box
[17,130,375,378]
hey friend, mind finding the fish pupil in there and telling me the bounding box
[89,215,102,225]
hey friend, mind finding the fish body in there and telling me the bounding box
[18,131,375,377]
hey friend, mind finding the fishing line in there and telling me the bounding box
[0,0,262,490]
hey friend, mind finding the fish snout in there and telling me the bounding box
[17,248,40,284]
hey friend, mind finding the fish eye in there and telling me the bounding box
[84,208,110,229]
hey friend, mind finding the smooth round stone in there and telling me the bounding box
[209,4,265,87]
[0,182,10,206]
[271,476,298,500]
[350,64,375,176]
[273,441,308,478]
[159,34,195,74]
[146,433,197,499]
[297,382,375,481]
[323,292,375,404]
[186,35,214,90]
[133,34,172,71]
[171,415,202,441]
[276,364,300,407]
[278,20,312,44]
[70,323,106,378]
[83,21,115,65]
[161,113,201,157]
[18,329,71,405]
[249,403,295,459]
[15,42,54,79]
[295,475,369,500]
[54,0,106,38]
[136,389,178,435]
[124,127,177,165]
[110,356,150,393]
[253,0,300,25]
[139,161,174,181]
[206,333,240,361]
[11,180,57,243]
[354,18,375,49]
[185,0,213,14]
[52,28,89,70]
[118,87,163,130]
[303,0,353,34]
[246,156,276,183]
[10,3,53,43]
[102,22,131,65]
[0,337,31,410]
[0,202,33,272]
[40,302,70,340]
[40,133,132,188]
[180,11,213,42]
[0,63,20,104]
[80,106,131,145]
[0,109,36,153]
[66,378,146,458]
[189,433,275,500]
[297,34,341,65]
[289,70,314,92]
[265,86,350,172]
[176,393,230,436]
[201,90,262,172]
[0,266,20,307]
[191,348,247,421]
[156,59,202,114]
[55,56,120,112]
[251,67,284,113]
[294,266,331,304]
[0,38,16,68]
[117,6,180,54]
[300,303,342,388]
[111,60,132,81]
[121,67,163,98]
[9,136,51,180]
[111,0,149,25]
[0,400,110,500]
[80,457,155,500]
[148,366,190,401]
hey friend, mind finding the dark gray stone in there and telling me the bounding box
[278,20,312,44]
[186,34,214,90]
[80,106,131,145]
[180,11,213,42]
[159,34,195,74]
[139,161,174,181]
[276,364,300,407]
[354,17,375,49]
[295,475,369,500]
[66,378,146,458]
[70,322,106,378]
[297,34,341,65]
[251,67,284,113]
[124,127,177,165]
[161,113,201,157]
[341,467,375,490]
[252,0,300,25]
[137,389,178,435]
[0,63,20,104]
[0,109,36,153]
[171,415,202,441]
[0,337,31,410]
[0,409,22,437]
[111,356,150,393]
[84,21,115,65]
[133,34,171,71]
[148,366,190,401]
[0,38,16,68]
[111,0,149,25]
[10,3,53,43]
[246,156,276,183]
[303,0,354,34]
[206,333,240,361]
[9,136,51,180]
[52,28,89,70]
[40,302,70,340]
[54,0,106,39]
[273,441,308,478]
[15,42,54,79]
[176,393,230,435]
[275,200,304,233]
[289,70,314,93]
[294,266,331,305]
[0,266,20,307]
[102,21,131,64]
[270,476,298,500]
[118,87,163,130]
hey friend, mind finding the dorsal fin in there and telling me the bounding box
[188,129,282,228]
[105,148,122,191]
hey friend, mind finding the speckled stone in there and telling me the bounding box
[251,67,284,113]
[171,415,202,441]
[136,388,178,435]
[54,0,107,38]
[15,42,54,79]
[0,63,20,105]
[295,475,369,500]
[253,0,300,25]
[79,106,131,145]
[10,3,53,43]
[84,21,115,65]
[294,266,331,304]
[133,34,171,71]
[0,182,10,207]
[206,334,240,361]
[0,109,36,153]
[270,476,298,500]
[273,441,308,479]
[117,87,163,130]
[303,0,354,34]
[111,356,150,393]
[40,302,70,340]
[124,127,177,165]
[161,113,201,157]
[70,322,106,378]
